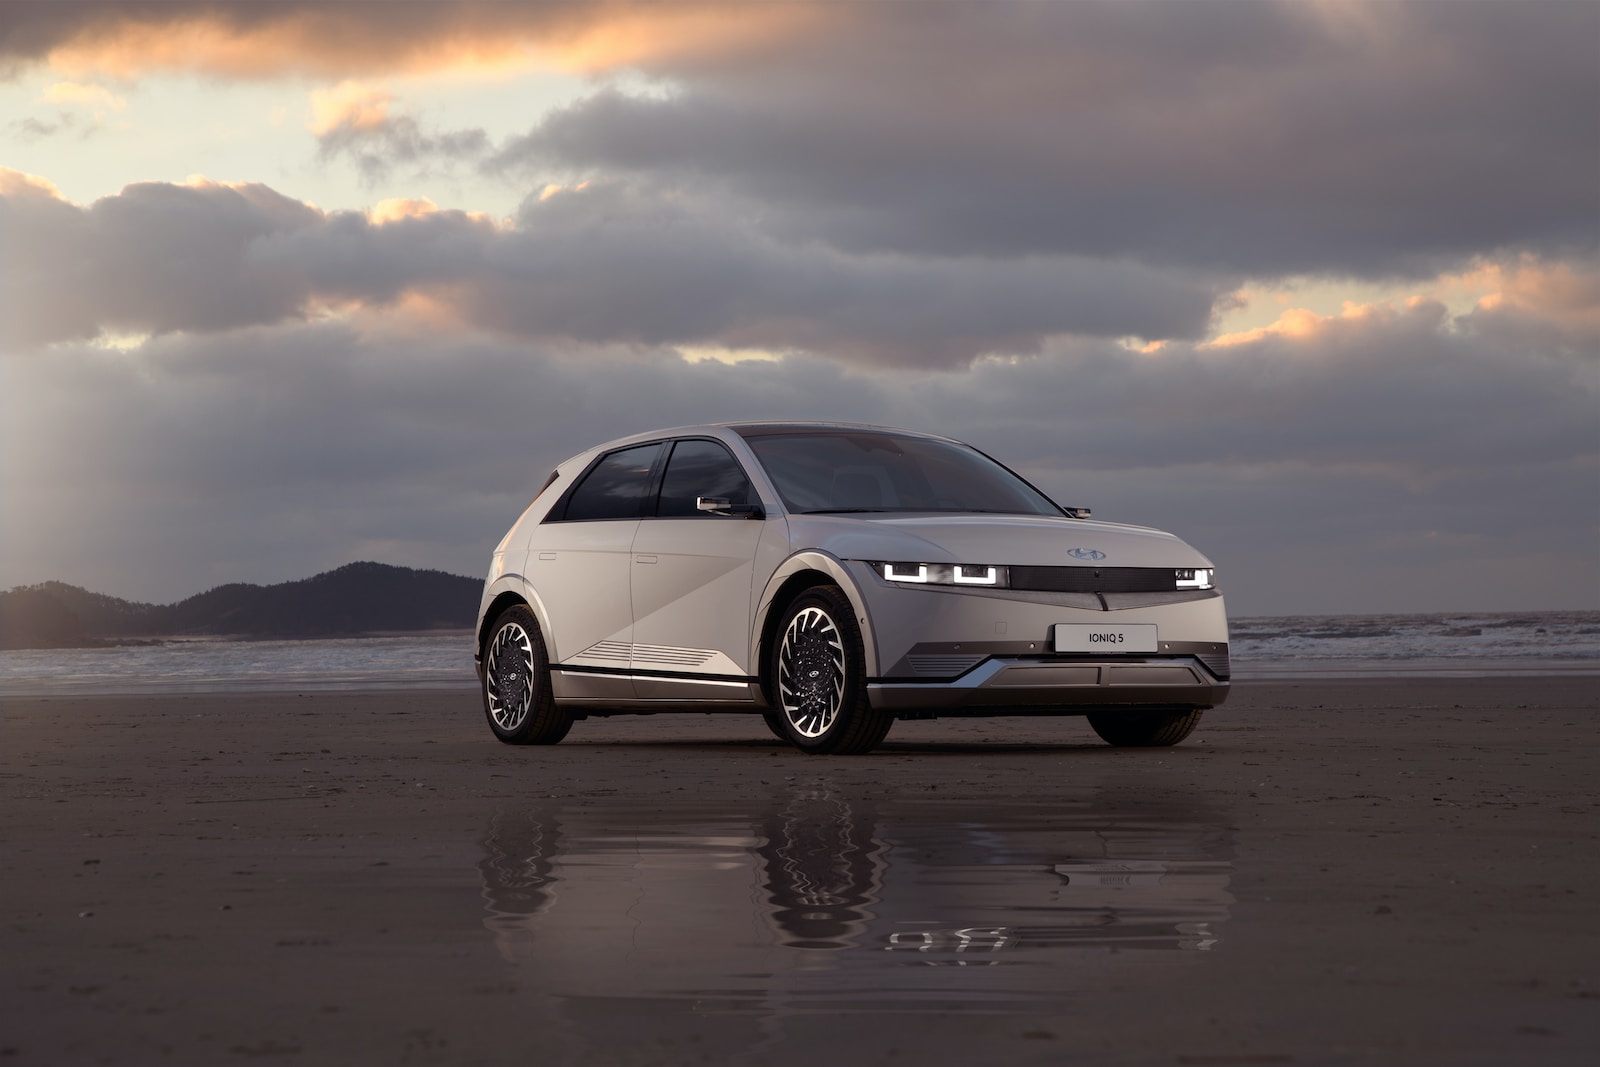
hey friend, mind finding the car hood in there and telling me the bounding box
[788,513,1215,569]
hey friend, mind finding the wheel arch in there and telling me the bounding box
[752,552,878,706]
[476,577,555,665]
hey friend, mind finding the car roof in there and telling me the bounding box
[722,420,953,441]
[566,420,968,461]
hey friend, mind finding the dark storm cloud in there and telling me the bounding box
[9,2,1594,277]
[0,175,1220,362]
[492,1,1600,275]
[0,174,325,347]
[3,295,1593,611]
[949,312,1593,476]
[2,1,1594,614]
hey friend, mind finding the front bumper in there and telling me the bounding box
[868,653,1229,713]
[846,560,1230,714]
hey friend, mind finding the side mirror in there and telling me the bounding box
[696,497,765,519]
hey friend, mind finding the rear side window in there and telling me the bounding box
[559,443,663,521]
[656,439,755,517]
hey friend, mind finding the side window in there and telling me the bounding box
[656,440,755,517]
[560,443,662,521]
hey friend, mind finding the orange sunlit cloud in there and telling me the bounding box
[538,4,824,73]
[367,197,440,225]
[366,197,506,232]
[1208,255,1600,352]
[375,287,476,334]
[0,167,67,200]
[1204,306,1347,348]
[308,81,395,136]
[36,3,824,82]
[1447,256,1600,341]
[45,11,535,81]
[42,81,126,111]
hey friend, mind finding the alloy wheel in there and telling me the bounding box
[778,606,847,738]
[486,621,535,732]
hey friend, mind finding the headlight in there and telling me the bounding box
[876,562,1010,588]
[1174,568,1215,589]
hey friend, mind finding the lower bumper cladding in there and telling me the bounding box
[867,655,1229,713]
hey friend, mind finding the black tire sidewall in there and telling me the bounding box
[1087,707,1203,747]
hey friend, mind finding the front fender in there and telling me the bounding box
[752,550,882,678]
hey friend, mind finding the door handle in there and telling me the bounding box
[635,554,658,564]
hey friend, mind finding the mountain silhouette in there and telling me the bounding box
[0,563,480,650]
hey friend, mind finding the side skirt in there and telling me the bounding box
[550,664,764,708]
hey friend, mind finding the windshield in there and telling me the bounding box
[739,431,1063,516]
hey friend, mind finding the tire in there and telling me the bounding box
[482,605,572,745]
[760,712,789,741]
[1087,707,1204,747]
[768,586,893,755]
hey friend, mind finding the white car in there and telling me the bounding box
[474,422,1230,754]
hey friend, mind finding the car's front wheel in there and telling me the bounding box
[769,586,893,755]
[482,605,572,745]
[1087,707,1203,747]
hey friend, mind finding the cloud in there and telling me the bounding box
[486,1,1599,276]
[9,2,1593,280]
[0,1,809,79]
[6,112,96,141]
[41,80,125,110]
[0,173,1220,363]
[307,83,491,185]
[0,171,325,347]
[315,113,492,186]
[307,81,393,136]
[3,276,1593,611]
[2,2,1594,615]
[1449,257,1600,358]
[8,81,126,143]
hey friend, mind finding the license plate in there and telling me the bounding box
[1053,623,1157,653]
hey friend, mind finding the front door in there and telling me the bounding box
[630,438,768,695]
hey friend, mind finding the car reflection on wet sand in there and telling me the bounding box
[477,785,1233,1024]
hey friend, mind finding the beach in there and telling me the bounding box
[4,675,1597,1066]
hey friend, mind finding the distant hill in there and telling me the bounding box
[0,563,481,650]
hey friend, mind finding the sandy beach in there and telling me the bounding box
[4,675,1597,1066]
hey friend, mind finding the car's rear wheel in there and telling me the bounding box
[770,586,893,755]
[1087,707,1203,747]
[482,605,572,745]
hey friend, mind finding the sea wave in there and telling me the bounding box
[1230,610,1600,662]
[0,612,1596,696]
[0,633,477,697]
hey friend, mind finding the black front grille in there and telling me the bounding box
[1009,566,1177,594]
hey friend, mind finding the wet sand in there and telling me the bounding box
[3,676,1597,1066]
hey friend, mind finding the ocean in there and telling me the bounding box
[0,612,1596,697]
[1228,610,1600,678]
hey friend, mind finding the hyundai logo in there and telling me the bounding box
[1068,547,1107,561]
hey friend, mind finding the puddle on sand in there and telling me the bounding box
[477,784,1233,1022]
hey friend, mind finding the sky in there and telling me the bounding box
[1,0,1595,616]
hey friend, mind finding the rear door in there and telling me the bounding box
[529,441,664,680]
